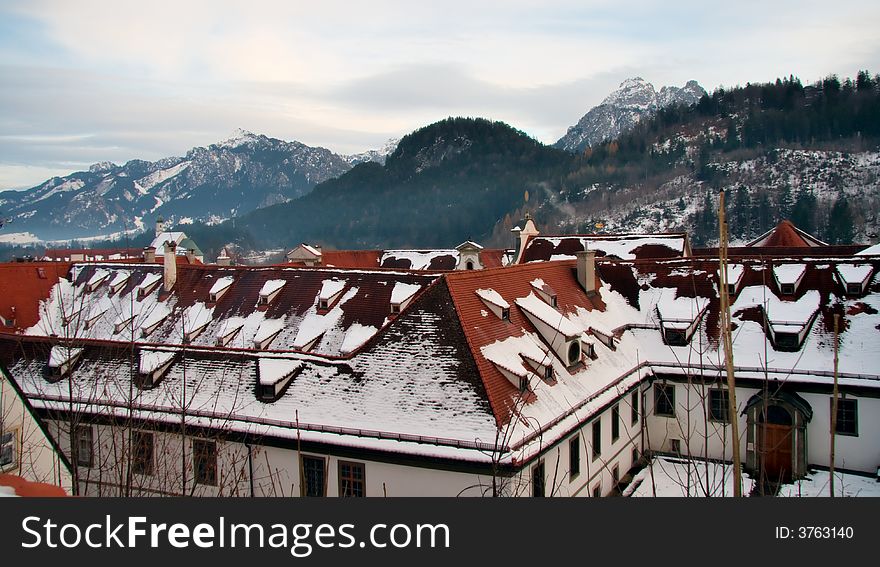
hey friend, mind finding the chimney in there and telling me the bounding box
[185,248,196,264]
[514,213,540,264]
[163,241,177,291]
[576,250,597,293]
[143,246,156,263]
[155,216,164,237]
[217,247,231,266]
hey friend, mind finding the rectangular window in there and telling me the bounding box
[654,383,675,417]
[338,461,366,497]
[592,420,601,460]
[569,437,580,479]
[631,391,639,425]
[301,455,327,497]
[75,426,93,468]
[532,461,545,497]
[709,389,730,423]
[193,439,217,486]
[611,464,620,486]
[1,429,17,469]
[834,398,858,436]
[780,283,795,295]
[132,431,154,476]
[592,484,601,498]
[611,404,620,442]
[632,446,640,467]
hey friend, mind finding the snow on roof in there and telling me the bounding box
[209,276,234,295]
[138,272,162,291]
[656,291,709,322]
[108,270,131,288]
[139,349,175,375]
[252,317,285,345]
[216,316,246,338]
[725,263,745,284]
[836,264,874,285]
[773,263,807,285]
[301,244,322,256]
[293,288,359,349]
[150,231,186,250]
[139,302,171,333]
[86,268,110,288]
[48,346,82,368]
[515,292,581,338]
[319,278,346,300]
[475,288,510,309]
[381,249,457,270]
[390,282,421,305]
[481,333,551,379]
[181,302,214,333]
[258,279,286,297]
[856,243,880,256]
[340,323,379,355]
[457,240,484,250]
[258,358,303,386]
[525,234,686,262]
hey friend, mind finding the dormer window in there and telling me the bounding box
[257,279,286,306]
[257,358,303,401]
[208,276,234,303]
[390,282,421,314]
[466,260,474,270]
[664,329,688,346]
[582,339,597,360]
[727,284,737,296]
[544,365,554,381]
[476,288,511,321]
[47,346,83,381]
[836,264,874,297]
[590,327,616,350]
[137,273,162,300]
[137,349,176,389]
[109,272,131,294]
[390,303,401,314]
[567,341,581,366]
[773,264,806,297]
[764,289,820,352]
[656,295,708,347]
[530,278,558,307]
[318,279,346,312]
[519,376,529,393]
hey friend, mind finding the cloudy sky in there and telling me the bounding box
[1,0,878,189]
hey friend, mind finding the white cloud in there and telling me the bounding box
[1,0,879,188]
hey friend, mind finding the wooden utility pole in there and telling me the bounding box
[830,314,840,497]
[718,191,743,497]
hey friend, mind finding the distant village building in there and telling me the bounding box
[0,219,877,497]
[285,242,508,271]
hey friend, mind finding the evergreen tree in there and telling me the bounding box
[732,185,751,238]
[775,185,793,222]
[826,196,854,244]
[790,188,817,234]
[754,191,773,234]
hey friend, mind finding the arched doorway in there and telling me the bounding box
[745,391,812,484]
[757,405,793,482]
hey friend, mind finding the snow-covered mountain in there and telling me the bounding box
[555,78,706,153]
[344,138,400,166]
[0,130,352,241]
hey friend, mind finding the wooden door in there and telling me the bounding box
[759,423,793,483]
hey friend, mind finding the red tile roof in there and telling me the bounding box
[520,233,689,262]
[0,473,67,497]
[446,261,604,424]
[746,220,828,248]
[0,262,71,332]
[43,248,142,261]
